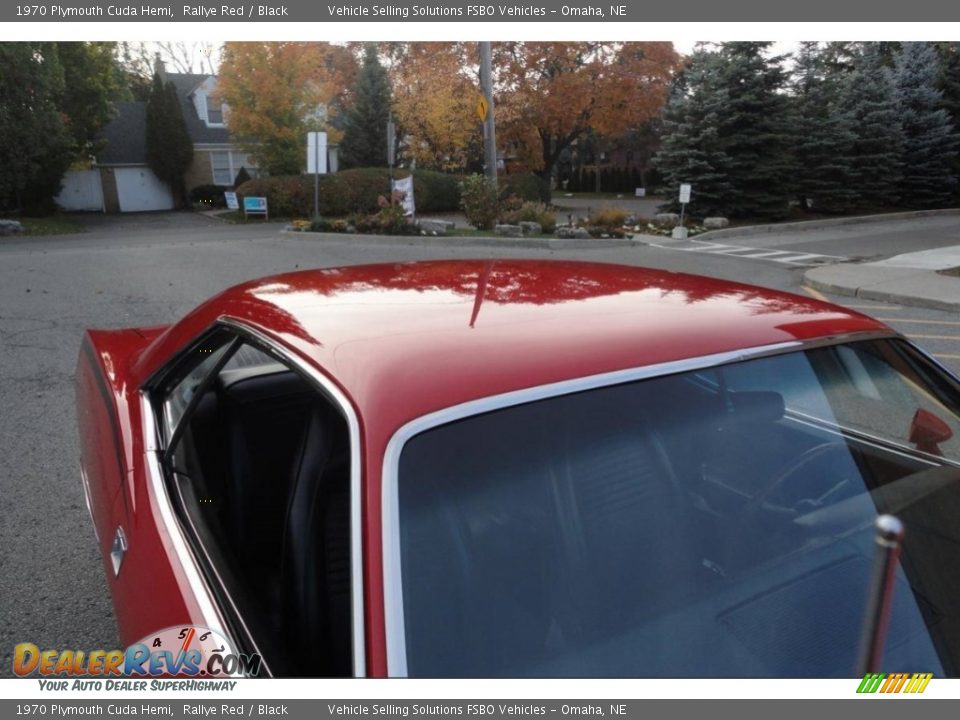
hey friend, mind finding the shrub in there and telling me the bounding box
[499,172,551,203]
[460,175,500,230]
[588,207,629,228]
[236,168,462,218]
[500,201,556,233]
[189,184,228,208]
[233,166,252,188]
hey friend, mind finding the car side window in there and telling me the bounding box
[154,330,354,677]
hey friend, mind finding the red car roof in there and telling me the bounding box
[138,260,891,428]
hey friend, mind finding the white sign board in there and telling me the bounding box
[391,176,416,217]
[307,131,328,174]
[224,191,239,210]
[635,187,646,198]
[679,184,692,204]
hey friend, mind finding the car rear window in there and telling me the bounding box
[395,339,960,677]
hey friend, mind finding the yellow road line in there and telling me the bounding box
[878,318,960,327]
[933,353,960,360]
[800,285,829,302]
[907,334,960,341]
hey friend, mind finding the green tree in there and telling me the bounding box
[840,45,905,209]
[340,44,392,168]
[145,73,194,206]
[791,42,859,213]
[935,42,960,202]
[0,42,72,213]
[894,43,958,208]
[656,43,794,219]
[655,50,735,216]
[56,42,127,161]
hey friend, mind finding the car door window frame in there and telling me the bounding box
[144,319,366,678]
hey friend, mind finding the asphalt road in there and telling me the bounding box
[1,210,959,675]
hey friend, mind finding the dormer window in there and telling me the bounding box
[207,95,224,125]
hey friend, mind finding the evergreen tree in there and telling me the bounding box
[145,73,194,206]
[712,42,796,218]
[840,45,905,208]
[655,49,735,217]
[894,42,958,208]
[0,42,72,212]
[791,42,859,213]
[57,42,127,160]
[340,44,392,168]
[936,42,960,201]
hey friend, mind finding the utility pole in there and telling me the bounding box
[479,41,498,187]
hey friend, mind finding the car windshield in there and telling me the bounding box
[396,338,960,677]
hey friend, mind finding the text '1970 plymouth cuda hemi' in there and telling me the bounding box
[75,260,960,677]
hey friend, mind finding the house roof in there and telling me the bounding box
[97,102,148,164]
[167,73,231,145]
[96,73,230,165]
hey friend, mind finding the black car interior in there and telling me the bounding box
[162,341,353,677]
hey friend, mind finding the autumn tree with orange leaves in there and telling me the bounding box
[387,42,480,172]
[492,42,680,180]
[218,42,356,175]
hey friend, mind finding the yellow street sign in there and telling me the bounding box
[476,95,489,122]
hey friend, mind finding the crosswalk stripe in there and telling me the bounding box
[651,240,845,266]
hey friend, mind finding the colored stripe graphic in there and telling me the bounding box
[857,673,932,693]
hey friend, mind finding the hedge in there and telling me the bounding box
[499,173,551,204]
[236,168,463,218]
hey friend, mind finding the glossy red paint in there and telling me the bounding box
[79,260,893,675]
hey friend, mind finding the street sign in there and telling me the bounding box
[679,183,692,204]
[635,188,646,198]
[224,191,239,210]
[307,131,328,174]
[476,94,489,122]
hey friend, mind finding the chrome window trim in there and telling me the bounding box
[219,319,367,679]
[141,392,234,643]
[380,330,898,677]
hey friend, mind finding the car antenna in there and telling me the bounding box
[857,514,906,675]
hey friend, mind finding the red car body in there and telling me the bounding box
[75,260,911,677]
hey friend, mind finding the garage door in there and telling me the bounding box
[56,170,104,212]
[114,167,175,212]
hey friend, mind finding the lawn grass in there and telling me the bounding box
[938,266,960,278]
[2,215,86,236]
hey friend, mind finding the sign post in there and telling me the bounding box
[673,183,692,239]
[307,131,328,219]
[387,114,396,196]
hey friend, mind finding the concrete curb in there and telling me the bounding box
[804,266,960,313]
[280,228,649,250]
[694,208,960,242]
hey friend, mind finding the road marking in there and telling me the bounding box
[877,318,960,327]
[903,333,960,341]
[801,286,829,302]
[843,305,903,311]
[652,240,847,267]
[933,353,960,360]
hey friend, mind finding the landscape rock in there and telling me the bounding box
[495,224,523,238]
[703,216,730,230]
[518,221,542,236]
[418,218,454,235]
[0,220,24,236]
[555,226,591,239]
[653,213,680,227]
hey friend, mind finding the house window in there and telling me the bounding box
[209,151,260,186]
[206,95,224,125]
[210,151,233,185]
